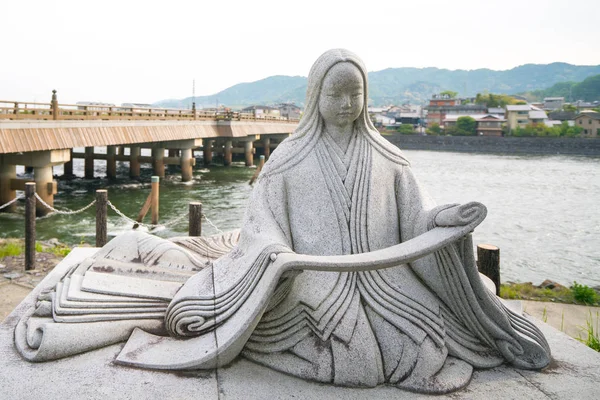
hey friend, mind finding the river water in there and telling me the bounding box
[0,149,598,287]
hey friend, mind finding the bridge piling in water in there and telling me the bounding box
[224,140,233,166]
[84,147,94,179]
[203,140,213,165]
[129,146,141,178]
[151,147,165,178]
[106,146,117,180]
[0,163,16,213]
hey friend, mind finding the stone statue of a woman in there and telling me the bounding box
[16,49,550,394]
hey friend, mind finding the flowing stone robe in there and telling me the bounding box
[162,128,549,391]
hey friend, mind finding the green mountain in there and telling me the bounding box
[154,63,600,108]
[520,74,600,102]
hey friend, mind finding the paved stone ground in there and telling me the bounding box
[1,249,599,399]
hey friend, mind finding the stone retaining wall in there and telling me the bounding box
[386,134,600,156]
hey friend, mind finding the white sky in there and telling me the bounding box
[1,0,598,105]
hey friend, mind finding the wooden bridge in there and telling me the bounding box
[0,91,299,215]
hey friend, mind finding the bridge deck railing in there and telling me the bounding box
[0,99,299,123]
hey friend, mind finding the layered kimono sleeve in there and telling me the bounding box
[395,165,551,370]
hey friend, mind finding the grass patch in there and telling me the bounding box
[0,242,23,258]
[48,244,71,257]
[572,282,598,305]
[500,282,600,306]
[577,312,600,352]
[500,282,574,303]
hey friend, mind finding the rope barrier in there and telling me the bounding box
[202,213,223,234]
[0,195,23,210]
[107,200,190,230]
[34,193,96,215]
[3,190,224,235]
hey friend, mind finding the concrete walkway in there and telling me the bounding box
[522,300,599,341]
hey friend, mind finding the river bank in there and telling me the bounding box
[386,134,600,156]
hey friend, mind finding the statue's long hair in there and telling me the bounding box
[261,48,409,178]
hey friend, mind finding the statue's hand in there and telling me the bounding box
[434,202,485,227]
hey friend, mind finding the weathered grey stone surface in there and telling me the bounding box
[1,249,599,399]
[12,49,553,394]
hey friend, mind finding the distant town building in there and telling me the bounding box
[548,111,577,121]
[505,104,548,131]
[574,110,600,137]
[277,103,302,119]
[573,100,600,111]
[425,94,486,127]
[543,97,565,110]
[487,107,505,117]
[241,105,281,118]
[443,114,506,136]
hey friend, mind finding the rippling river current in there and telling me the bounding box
[1,149,598,287]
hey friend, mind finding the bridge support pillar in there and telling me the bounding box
[63,149,74,177]
[106,146,117,180]
[129,146,140,179]
[84,147,94,179]
[0,162,17,213]
[262,137,271,159]
[180,148,194,182]
[244,141,254,167]
[152,147,165,178]
[203,140,213,165]
[34,165,57,216]
[224,140,232,166]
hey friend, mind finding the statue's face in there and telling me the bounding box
[318,62,364,128]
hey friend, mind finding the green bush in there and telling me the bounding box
[396,124,415,135]
[571,282,598,305]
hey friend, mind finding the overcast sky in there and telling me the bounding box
[1,0,598,106]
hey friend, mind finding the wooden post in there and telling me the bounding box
[151,176,159,225]
[84,147,94,179]
[25,182,36,271]
[189,202,202,236]
[96,190,108,247]
[51,90,59,120]
[477,244,500,296]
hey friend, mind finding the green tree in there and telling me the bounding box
[440,90,458,99]
[562,104,577,112]
[426,123,442,136]
[454,116,477,136]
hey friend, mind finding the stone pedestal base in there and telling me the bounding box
[1,249,599,400]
